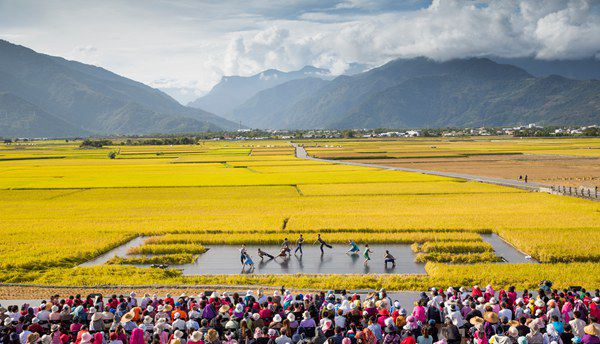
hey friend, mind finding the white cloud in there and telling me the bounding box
[0,0,599,103]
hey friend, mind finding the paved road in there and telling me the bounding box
[292,143,547,192]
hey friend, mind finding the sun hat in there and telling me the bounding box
[384,318,394,327]
[190,331,203,342]
[508,320,520,327]
[534,299,545,308]
[91,312,103,321]
[32,318,39,324]
[3,318,11,326]
[470,317,484,326]
[478,297,485,303]
[120,312,134,323]
[138,324,146,331]
[393,301,401,308]
[164,304,173,312]
[483,312,499,324]
[518,337,528,344]
[51,305,59,312]
[273,314,282,323]
[321,320,333,332]
[174,330,184,339]
[143,316,153,324]
[252,313,260,321]
[572,337,582,344]
[489,297,497,304]
[147,306,154,313]
[219,305,230,313]
[592,297,600,303]
[508,327,519,338]
[584,324,599,336]
[157,305,164,312]
[51,324,60,332]
[81,333,92,342]
[327,303,335,311]
[210,292,219,299]
[246,290,253,297]
[287,313,295,322]
[268,329,277,337]
[173,313,180,319]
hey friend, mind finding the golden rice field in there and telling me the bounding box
[0,138,599,289]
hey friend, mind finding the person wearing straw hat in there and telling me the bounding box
[120,312,136,333]
[188,331,203,344]
[582,322,599,344]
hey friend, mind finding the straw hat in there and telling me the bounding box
[174,330,184,339]
[164,304,173,312]
[470,317,485,326]
[219,305,230,313]
[190,331,203,342]
[302,311,310,320]
[246,290,253,297]
[508,320,520,327]
[120,312,134,323]
[483,312,499,324]
[41,335,51,344]
[27,333,40,344]
[91,312,103,321]
[143,316,153,324]
[584,324,599,336]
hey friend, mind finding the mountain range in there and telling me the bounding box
[0,40,238,137]
[1,38,599,137]
[224,57,600,129]
[187,66,332,118]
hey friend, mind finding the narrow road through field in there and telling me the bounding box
[292,143,546,192]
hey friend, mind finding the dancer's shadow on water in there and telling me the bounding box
[348,253,360,267]
[258,258,274,270]
[318,252,332,272]
[276,256,290,272]
[295,254,304,271]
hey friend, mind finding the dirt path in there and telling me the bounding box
[292,143,545,192]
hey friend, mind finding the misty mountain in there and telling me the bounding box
[231,77,329,128]
[0,40,238,137]
[187,66,330,119]
[230,57,600,129]
[489,57,600,81]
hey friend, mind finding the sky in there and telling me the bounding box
[1,0,599,104]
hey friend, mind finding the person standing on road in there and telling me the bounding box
[315,234,333,254]
[239,244,247,266]
[295,234,304,255]
[363,244,372,266]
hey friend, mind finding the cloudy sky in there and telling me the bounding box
[1,0,599,103]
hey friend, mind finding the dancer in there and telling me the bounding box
[363,244,372,266]
[346,240,360,254]
[384,250,396,267]
[294,234,304,255]
[282,238,291,257]
[277,246,290,258]
[257,248,275,260]
[239,244,247,266]
[314,234,333,254]
[243,252,255,271]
